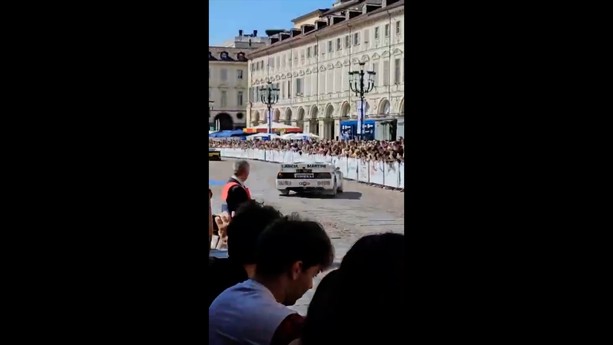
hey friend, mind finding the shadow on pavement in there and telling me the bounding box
[333,191,362,200]
[284,191,362,200]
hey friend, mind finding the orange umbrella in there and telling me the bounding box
[243,122,301,134]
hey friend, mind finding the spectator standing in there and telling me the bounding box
[221,160,251,214]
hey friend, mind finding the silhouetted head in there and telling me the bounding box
[227,201,283,265]
[301,232,405,345]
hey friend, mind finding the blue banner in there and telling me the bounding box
[340,120,375,140]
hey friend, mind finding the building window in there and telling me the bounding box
[327,70,333,93]
[314,44,318,55]
[328,40,333,53]
[221,91,227,107]
[221,69,227,81]
[385,24,390,37]
[320,71,326,94]
[237,91,243,106]
[396,21,401,35]
[335,68,341,92]
[394,59,401,85]
[296,78,303,96]
[363,29,369,44]
[345,35,350,48]
[383,60,390,86]
[374,27,379,39]
[337,38,341,50]
[307,47,311,58]
[237,70,243,79]
[311,74,317,95]
[287,80,291,99]
[236,113,244,119]
[372,62,379,86]
[353,32,359,45]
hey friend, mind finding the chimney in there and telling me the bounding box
[253,30,258,36]
[239,29,243,36]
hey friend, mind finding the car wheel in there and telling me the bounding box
[328,180,338,197]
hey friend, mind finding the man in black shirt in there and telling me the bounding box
[207,200,283,307]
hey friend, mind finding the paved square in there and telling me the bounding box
[210,158,404,315]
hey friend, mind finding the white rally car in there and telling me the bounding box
[276,161,344,197]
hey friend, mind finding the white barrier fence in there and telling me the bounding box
[218,148,404,189]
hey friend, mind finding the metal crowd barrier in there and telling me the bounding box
[216,148,404,189]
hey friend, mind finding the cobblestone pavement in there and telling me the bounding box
[210,158,404,315]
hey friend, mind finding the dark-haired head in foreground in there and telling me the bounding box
[227,200,283,266]
[207,200,283,307]
[254,214,335,306]
[300,232,405,345]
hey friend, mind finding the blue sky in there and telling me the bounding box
[209,0,335,46]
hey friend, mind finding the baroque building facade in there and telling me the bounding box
[209,31,269,130]
[246,0,404,139]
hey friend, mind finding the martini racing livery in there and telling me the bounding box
[276,162,343,197]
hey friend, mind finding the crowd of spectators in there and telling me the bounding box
[209,138,404,163]
[208,197,404,345]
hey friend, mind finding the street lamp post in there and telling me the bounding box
[349,62,376,140]
[259,81,280,135]
[209,101,215,130]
